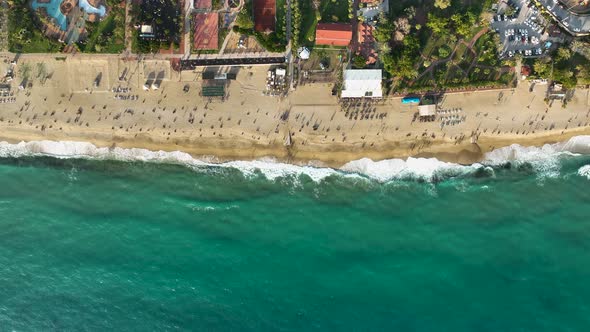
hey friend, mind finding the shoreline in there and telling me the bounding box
[1,125,590,168]
[1,55,590,168]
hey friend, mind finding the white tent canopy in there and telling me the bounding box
[418,104,436,117]
[297,47,310,60]
[340,69,382,98]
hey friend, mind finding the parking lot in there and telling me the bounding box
[491,0,555,58]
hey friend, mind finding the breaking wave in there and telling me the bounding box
[1,136,590,183]
[483,136,590,178]
[579,165,590,180]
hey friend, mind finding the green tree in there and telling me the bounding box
[533,59,551,77]
[426,14,449,35]
[235,5,254,29]
[438,45,451,58]
[556,47,572,62]
[353,55,366,68]
[434,0,451,10]
[451,12,476,37]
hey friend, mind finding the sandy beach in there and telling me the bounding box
[1,53,589,167]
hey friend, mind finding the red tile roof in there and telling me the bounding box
[356,23,377,65]
[521,65,532,77]
[315,23,353,47]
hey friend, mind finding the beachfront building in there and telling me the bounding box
[139,25,155,39]
[418,104,436,117]
[315,23,353,47]
[340,69,382,98]
[356,23,377,65]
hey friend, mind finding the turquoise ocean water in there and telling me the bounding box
[1,141,590,331]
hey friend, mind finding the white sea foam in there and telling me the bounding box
[579,165,590,179]
[0,140,344,182]
[2,137,590,183]
[340,157,480,182]
[482,135,590,178]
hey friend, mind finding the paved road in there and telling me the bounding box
[124,0,132,53]
[285,0,294,90]
[0,0,8,51]
[183,0,193,58]
[536,0,590,35]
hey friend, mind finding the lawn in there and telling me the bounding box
[276,0,286,41]
[318,0,349,23]
[299,0,317,47]
[422,34,450,59]
[79,8,126,53]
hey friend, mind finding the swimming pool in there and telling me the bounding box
[30,0,107,31]
[31,0,68,31]
[79,0,106,17]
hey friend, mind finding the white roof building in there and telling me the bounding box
[297,47,310,59]
[141,25,154,34]
[275,68,287,77]
[341,69,382,98]
[418,104,436,117]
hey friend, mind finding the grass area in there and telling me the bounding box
[389,0,424,17]
[276,0,286,41]
[299,0,317,47]
[318,0,349,23]
[473,32,499,66]
[452,44,469,62]
[411,28,514,90]
[422,35,449,58]
[212,0,224,10]
[7,0,62,53]
[78,5,125,53]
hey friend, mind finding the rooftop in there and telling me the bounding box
[315,23,353,47]
[341,69,382,98]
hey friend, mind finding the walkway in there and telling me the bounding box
[0,0,7,51]
[411,28,492,85]
[124,0,132,53]
[286,0,294,90]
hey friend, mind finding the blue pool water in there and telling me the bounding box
[30,0,106,31]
